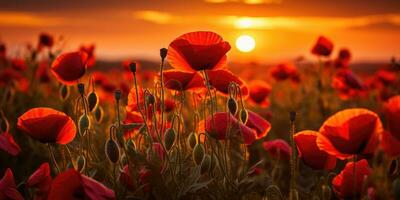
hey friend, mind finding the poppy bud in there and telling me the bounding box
[129,62,137,73]
[105,138,120,163]
[88,91,99,112]
[78,114,90,135]
[200,154,211,174]
[94,106,104,123]
[114,90,121,101]
[321,185,331,200]
[290,111,296,122]
[388,158,399,178]
[59,84,70,101]
[160,48,168,60]
[239,109,249,124]
[164,128,176,151]
[146,94,155,105]
[77,83,85,95]
[193,143,205,165]
[76,155,86,173]
[0,115,9,133]
[188,132,197,149]
[227,97,238,116]
[126,139,137,153]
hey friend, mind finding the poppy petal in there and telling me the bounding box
[17,107,77,144]
[0,169,24,200]
[384,96,400,140]
[381,130,400,157]
[246,111,271,139]
[0,132,21,156]
[51,51,87,85]
[162,69,204,91]
[262,139,291,160]
[206,69,249,97]
[294,130,336,170]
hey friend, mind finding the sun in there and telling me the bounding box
[236,35,256,53]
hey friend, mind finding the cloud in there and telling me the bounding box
[0,12,64,27]
[204,0,282,4]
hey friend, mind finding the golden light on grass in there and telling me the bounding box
[236,35,255,52]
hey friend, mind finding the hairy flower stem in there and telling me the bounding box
[48,144,61,174]
[289,112,297,200]
[159,57,166,134]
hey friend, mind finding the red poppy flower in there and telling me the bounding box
[0,42,6,59]
[200,112,257,145]
[0,68,28,91]
[334,48,351,68]
[0,168,24,200]
[17,107,77,144]
[311,36,334,57]
[384,95,400,139]
[162,69,204,91]
[27,163,52,200]
[0,132,21,156]
[38,33,54,49]
[139,168,151,193]
[50,51,87,85]
[126,87,144,113]
[381,130,400,157]
[245,111,271,139]
[376,70,396,87]
[167,31,231,72]
[123,111,144,139]
[332,69,366,100]
[163,99,175,113]
[262,139,291,160]
[79,44,96,68]
[294,130,336,170]
[47,169,114,200]
[270,63,298,82]
[206,69,249,97]
[11,58,27,71]
[248,80,271,107]
[119,165,134,191]
[317,108,383,160]
[332,159,371,199]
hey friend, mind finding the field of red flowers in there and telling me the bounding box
[0,31,399,200]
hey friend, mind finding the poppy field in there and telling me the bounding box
[0,31,400,200]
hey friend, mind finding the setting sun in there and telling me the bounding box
[236,35,256,53]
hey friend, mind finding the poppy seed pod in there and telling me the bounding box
[129,62,136,73]
[193,143,205,165]
[77,83,85,95]
[105,138,120,163]
[239,109,249,124]
[0,116,9,133]
[114,90,121,101]
[227,97,238,116]
[76,155,86,173]
[94,106,104,123]
[78,114,90,135]
[188,132,197,149]
[200,154,211,174]
[59,84,70,101]
[160,48,168,60]
[87,91,99,112]
[164,128,176,151]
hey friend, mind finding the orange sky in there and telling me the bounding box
[0,0,399,63]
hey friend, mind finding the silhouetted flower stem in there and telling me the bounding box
[289,111,297,200]
[48,144,61,174]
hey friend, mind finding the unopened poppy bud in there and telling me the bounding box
[227,97,238,115]
[76,155,86,173]
[94,106,104,123]
[88,91,99,112]
[239,109,249,124]
[193,143,205,165]
[160,48,168,60]
[188,132,197,149]
[146,94,155,105]
[129,62,137,73]
[290,111,296,122]
[114,90,121,101]
[77,83,85,95]
[105,138,120,163]
[264,185,283,200]
[388,158,399,177]
[200,154,211,174]
[164,128,176,151]
[78,114,90,135]
[321,185,331,200]
[0,116,9,133]
[59,85,70,101]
